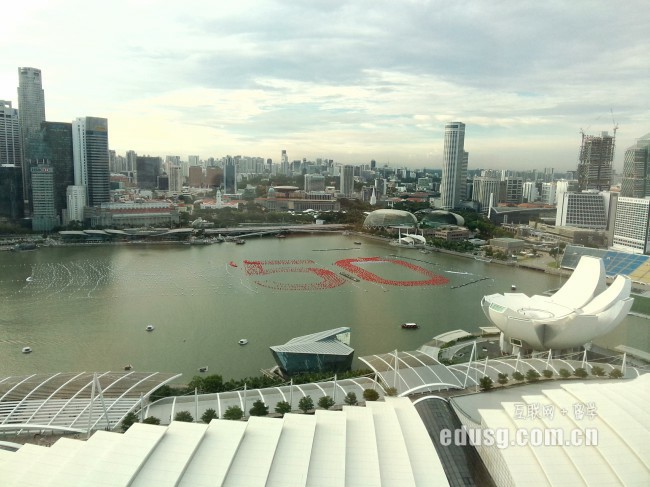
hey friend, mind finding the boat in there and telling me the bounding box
[238,339,248,345]
[354,241,362,245]
[234,238,245,245]
[198,366,208,373]
[229,261,237,267]
[401,323,419,329]
[124,364,133,371]
[276,234,286,238]
[511,284,517,291]
[474,256,492,263]
[146,325,155,332]
[22,346,32,354]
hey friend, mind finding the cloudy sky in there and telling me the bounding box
[1,0,648,170]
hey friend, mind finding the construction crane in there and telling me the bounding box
[611,108,619,137]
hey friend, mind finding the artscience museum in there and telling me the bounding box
[481,256,634,353]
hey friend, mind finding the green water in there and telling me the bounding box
[0,234,647,382]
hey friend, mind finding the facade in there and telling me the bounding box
[0,164,23,220]
[522,181,539,202]
[188,166,203,187]
[17,67,46,212]
[0,100,22,166]
[30,164,58,231]
[555,191,610,229]
[72,117,110,207]
[541,181,557,205]
[85,202,180,228]
[501,176,523,204]
[612,196,650,254]
[621,133,650,198]
[472,176,500,213]
[340,164,354,197]
[440,121,468,209]
[304,173,325,192]
[224,159,237,194]
[65,185,86,223]
[28,121,74,219]
[432,226,470,241]
[136,156,162,190]
[577,131,615,191]
[168,165,182,192]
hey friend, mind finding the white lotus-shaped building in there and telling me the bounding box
[481,256,634,351]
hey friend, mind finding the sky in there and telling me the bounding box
[1,0,648,171]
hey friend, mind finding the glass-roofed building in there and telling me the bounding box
[270,327,354,375]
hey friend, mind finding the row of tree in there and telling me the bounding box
[479,367,625,391]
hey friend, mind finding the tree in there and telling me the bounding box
[143,416,161,425]
[479,376,493,391]
[512,371,524,382]
[249,399,269,416]
[363,389,380,402]
[590,366,606,377]
[525,369,541,382]
[497,373,509,385]
[121,411,138,432]
[201,408,218,423]
[542,369,553,379]
[573,368,588,379]
[174,410,194,422]
[344,392,358,406]
[317,395,335,410]
[223,405,244,420]
[275,401,291,416]
[384,387,398,397]
[298,395,314,413]
[609,369,624,379]
[559,368,571,379]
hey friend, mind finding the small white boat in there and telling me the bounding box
[238,339,248,345]
[146,325,155,332]
[124,364,133,371]
[198,366,208,373]
[511,284,517,291]
[22,346,32,354]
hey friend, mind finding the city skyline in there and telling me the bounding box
[1,1,648,170]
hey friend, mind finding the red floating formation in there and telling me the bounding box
[335,257,449,287]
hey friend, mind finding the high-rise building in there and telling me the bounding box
[577,131,615,191]
[502,177,523,204]
[305,174,325,193]
[555,191,610,229]
[0,164,23,220]
[188,166,203,187]
[612,196,650,254]
[188,155,200,166]
[28,122,74,220]
[340,165,354,197]
[522,181,539,203]
[168,165,182,192]
[72,117,110,207]
[18,67,46,212]
[31,163,58,231]
[281,150,289,175]
[472,176,500,213]
[224,159,237,194]
[621,133,650,198]
[440,122,468,209]
[135,156,162,190]
[0,100,22,166]
[126,150,137,173]
[65,185,86,223]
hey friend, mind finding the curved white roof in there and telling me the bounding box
[481,256,633,350]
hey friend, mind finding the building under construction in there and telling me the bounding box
[577,131,615,191]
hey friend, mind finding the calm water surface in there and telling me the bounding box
[1,234,647,382]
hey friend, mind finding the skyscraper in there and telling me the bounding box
[441,122,468,209]
[0,100,22,166]
[18,67,46,212]
[31,163,59,231]
[224,159,237,194]
[340,165,354,197]
[577,131,615,191]
[281,150,289,176]
[472,176,500,214]
[621,133,650,198]
[72,117,110,207]
[135,156,162,190]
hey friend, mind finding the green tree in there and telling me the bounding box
[363,389,380,401]
[201,408,218,423]
[223,405,244,420]
[343,392,358,406]
[249,399,269,416]
[298,395,314,413]
[121,411,138,432]
[317,395,335,410]
[525,369,541,382]
[542,369,554,379]
[609,369,624,379]
[479,376,494,391]
[512,371,525,382]
[497,373,509,385]
[143,416,161,425]
[573,368,588,379]
[174,410,194,422]
[590,366,606,377]
[384,387,398,397]
[559,368,571,379]
[275,401,291,416]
